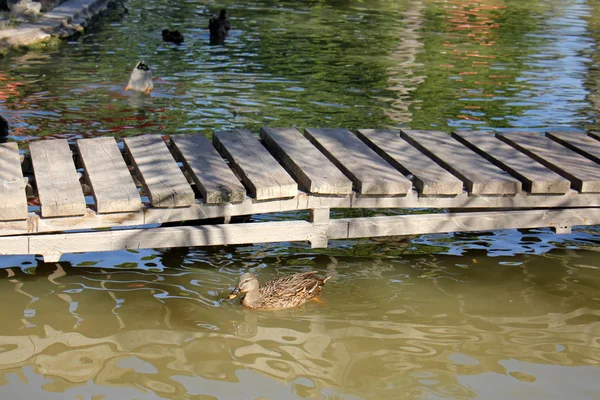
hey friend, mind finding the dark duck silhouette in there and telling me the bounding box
[209,9,230,45]
[162,29,184,44]
[0,115,8,143]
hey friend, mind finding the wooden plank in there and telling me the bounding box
[0,235,29,255]
[401,129,521,195]
[587,131,600,142]
[2,207,599,260]
[0,143,27,220]
[171,134,246,204]
[498,132,600,193]
[29,139,86,217]
[546,131,600,164]
[357,129,463,196]
[328,208,600,239]
[260,127,352,195]
[5,188,600,237]
[25,220,316,261]
[213,129,297,200]
[452,131,570,194]
[123,135,195,207]
[77,137,142,213]
[303,128,412,195]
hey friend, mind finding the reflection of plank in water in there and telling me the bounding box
[0,305,596,398]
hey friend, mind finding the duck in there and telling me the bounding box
[209,9,231,45]
[162,29,184,44]
[228,271,331,310]
[125,61,153,94]
[0,115,8,143]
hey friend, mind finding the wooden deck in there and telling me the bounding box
[2,128,600,261]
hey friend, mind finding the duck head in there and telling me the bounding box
[228,273,260,299]
[135,61,150,71]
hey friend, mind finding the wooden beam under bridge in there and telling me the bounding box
[0,207,596,262]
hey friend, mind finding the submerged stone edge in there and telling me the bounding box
[0,0,122,51]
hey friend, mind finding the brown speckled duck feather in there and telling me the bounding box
[228,271,331,310]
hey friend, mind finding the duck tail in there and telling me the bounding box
[322,275,332,284]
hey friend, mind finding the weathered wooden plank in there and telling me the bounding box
[2,207,599,261]
[260,127,352,195]
[77,137,142,213]
[0,143,27,220]
[303,128,412,195]
[498,132,600,193]
[4,188,600,237]
[587,131,600,143]
[29,139,86,217]
[0,235,29,255]
[357,129,463,196]
[123,135,195,207]
[24,220,316,261]
[171,134,246,204]
[452,131,570,194]
[401,129,521,195]
[546,131,600,164]
[213,129,297,200]
[328,208,600,239]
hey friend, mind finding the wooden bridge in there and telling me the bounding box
[1,128,600,262]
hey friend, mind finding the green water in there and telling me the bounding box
[0,0,600,399]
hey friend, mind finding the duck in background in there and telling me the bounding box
[209,9,230,45]
[0,115,8,144]
[162,29,184,44]
[125,61,153,94]
[228,271,331,310]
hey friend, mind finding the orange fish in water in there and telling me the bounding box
[127,283,145,288]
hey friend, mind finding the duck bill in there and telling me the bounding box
[228,287,240,299]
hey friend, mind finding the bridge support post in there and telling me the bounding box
[42,251,62,263]
[309,207,330,248]
[552,224,572,234]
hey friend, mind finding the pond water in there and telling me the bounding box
[0,0,600,399]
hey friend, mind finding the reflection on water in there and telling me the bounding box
[0,228,599,399]
[0,0,599,398]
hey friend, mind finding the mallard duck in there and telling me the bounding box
[125,61,153,94]
[228,271,331,310]
[162,29,184,44]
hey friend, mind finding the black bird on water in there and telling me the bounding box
[209,9,231,45]
[0,115,8,144]
[162,29,184,44]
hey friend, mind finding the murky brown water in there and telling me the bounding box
[1,0,600,398]
[0,232,599,399]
